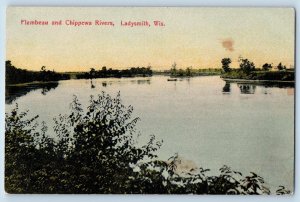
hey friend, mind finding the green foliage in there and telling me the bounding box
[169,63,220,77]
[221,69,294,81]
[170,63,193,77]
[5,104,55,193]
[239,58,255,74]
[221,57,294,81]
[221,58,231,73]
[5,92,291,194]
[196,68,222,76]
[221,69,249,79]
[186,67,192,77]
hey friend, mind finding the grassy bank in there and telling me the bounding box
[158,68,222,77]
[221,70,294,82]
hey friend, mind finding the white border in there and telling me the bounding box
[0,0,298,202]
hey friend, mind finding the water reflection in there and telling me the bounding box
[238,84,256,94]
[222,82,231,93]
[222,79,294,95]
[262,82,295,88]
[262,88,269,95]
[138,79,151,85]
[86,78,151,89]
[131,79,151,85]
[90,80,95,89]
[6,82,59,104]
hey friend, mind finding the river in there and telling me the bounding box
[5,75,294,192]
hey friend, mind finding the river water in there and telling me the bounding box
[5,76,294,192]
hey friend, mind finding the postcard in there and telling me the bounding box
[5,7,295,194]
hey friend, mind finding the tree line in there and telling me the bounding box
[76,66,153,79]
[169,62,222,77]
[5,92,291,194]
[6,61,153,85]
[6,61,70,85]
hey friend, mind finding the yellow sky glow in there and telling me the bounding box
[6,7,295,72]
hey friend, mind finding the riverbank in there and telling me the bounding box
[6,80,59,87]
[221,70,294,82]
[222,78,295,84]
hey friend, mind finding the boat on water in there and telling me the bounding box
[167,78,177,81]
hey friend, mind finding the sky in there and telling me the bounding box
[6,7,295,72]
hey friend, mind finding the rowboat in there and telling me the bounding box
[167,78,177,81]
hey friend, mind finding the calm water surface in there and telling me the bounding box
[5,76,294,191]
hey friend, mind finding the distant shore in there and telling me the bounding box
[221,70,294,84]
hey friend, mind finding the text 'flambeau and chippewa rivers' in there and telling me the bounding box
[20,19,166,27]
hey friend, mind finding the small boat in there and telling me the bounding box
[167,78,177,81]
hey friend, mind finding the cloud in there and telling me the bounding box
[221,38,234,52]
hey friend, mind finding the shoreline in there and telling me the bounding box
[6,80,59,87]
[222,78,295,84]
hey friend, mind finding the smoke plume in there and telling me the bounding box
[221,38,234,52]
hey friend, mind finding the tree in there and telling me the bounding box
[178,69,184,76]
[277,63,286,71]
[277,63,283,71]
[239,58,255,74]
[89,68,96,78]
[221,58,231,73]
[146,65,153,76]
[170,62,177,76]
[262,63,272,71]
[186,67,192,77]
[5,104,55,193]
